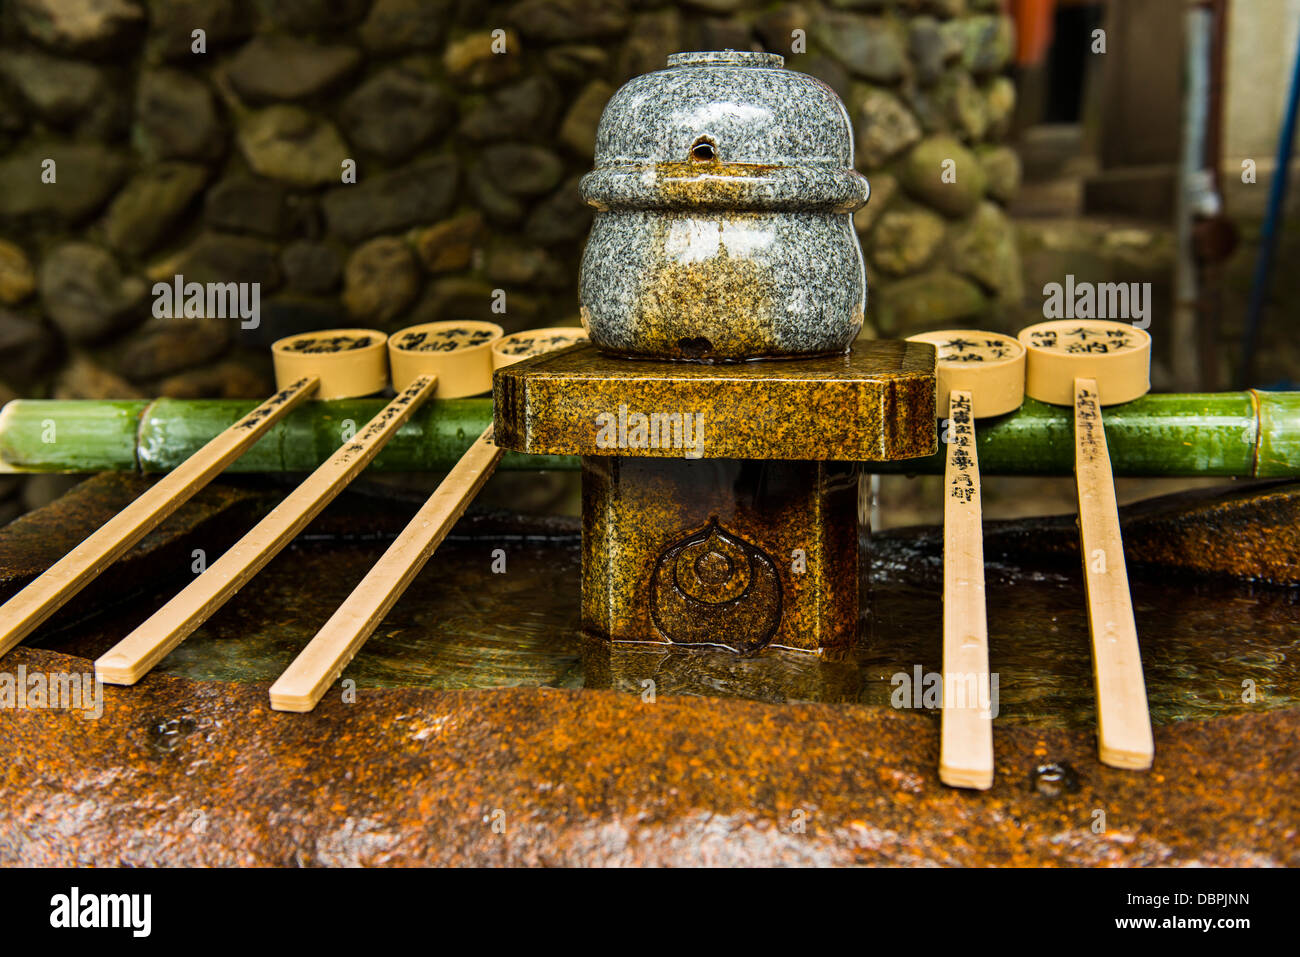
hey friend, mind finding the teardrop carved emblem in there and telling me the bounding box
[649,519,782,653]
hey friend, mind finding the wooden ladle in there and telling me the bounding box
[1018,319,1154,770]
[908,329,1026,790]
[0,329,401,661]
[268,320,529,712]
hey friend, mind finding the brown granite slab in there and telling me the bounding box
[493,340,937,461]
[1,475,1296,865]
[581,457,859,652]
[0,646,1294,866]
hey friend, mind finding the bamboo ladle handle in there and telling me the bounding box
[939,388,995,789]
[1072,376,1154,769]
[99,323,512,686]
[269,426,502,711]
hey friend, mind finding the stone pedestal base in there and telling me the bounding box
[579,633,863,700]
[581,456,859,654]
[492,340,937,656]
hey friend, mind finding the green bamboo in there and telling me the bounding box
[136,397,575,473]
[872,393,1286,477]
[1257,391,1300,478]
[1,392,1297,478]
[1,398,575,474]
[0,399,149,472]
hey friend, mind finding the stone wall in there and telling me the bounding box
[0,0,1020,512]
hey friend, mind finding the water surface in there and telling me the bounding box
[41,528,1300,728]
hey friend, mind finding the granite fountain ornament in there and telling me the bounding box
[495,51,938,656]
[578,50,872,361]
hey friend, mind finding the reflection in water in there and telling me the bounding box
[43,531,1299,729]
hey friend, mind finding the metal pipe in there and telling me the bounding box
[1240,15,1300,386]
[1173,3,1216,390]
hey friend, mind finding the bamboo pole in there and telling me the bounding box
[0,397,572,473]
[1,392,1298,477]
[0,399,149,472]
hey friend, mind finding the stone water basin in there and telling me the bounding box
[0,473,1296,865]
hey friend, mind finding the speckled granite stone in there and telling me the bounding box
[579,50,871,361]
[493,340,937,461]
[581,456,860,653]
